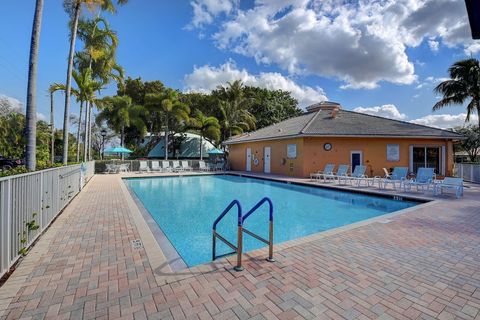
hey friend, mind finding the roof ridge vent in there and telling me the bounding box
[306,101,341,113]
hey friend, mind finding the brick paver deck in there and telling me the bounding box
[1,174,480,320]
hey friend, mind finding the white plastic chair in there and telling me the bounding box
[151,161,161,172]
[139,161,150,173]
[434,177,463,198]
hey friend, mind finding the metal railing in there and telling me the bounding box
[454,163,480,183]
[212,197,274,271]
[0,161,95,278]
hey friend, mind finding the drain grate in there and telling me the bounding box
[131,239,144,250]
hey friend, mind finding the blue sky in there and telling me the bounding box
[0,0,478,130]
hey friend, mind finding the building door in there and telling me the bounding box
[264,147,271,173]
[350,151,362,173]
[246,148,252,172]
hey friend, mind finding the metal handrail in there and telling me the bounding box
[212,197,275,272]
[242,197,275,263]
[212,199,244,271]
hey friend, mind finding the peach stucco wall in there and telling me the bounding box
[228,138,304,177]
[228,137,455,178]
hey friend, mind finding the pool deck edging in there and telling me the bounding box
[118,171,440,285]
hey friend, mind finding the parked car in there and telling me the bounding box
[0,155,24,171]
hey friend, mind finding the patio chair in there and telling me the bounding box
[433,177,463,198]
[151,161,161,172]
[310,164,335,181]
[403,167,435,192]
[215,162,224,171]
[338,165,367,186]
[161,161,172,172]
[105,163,117,174]
[379,167,408,189]
[172,160,183,172]
[118,163,130,173]
[180,161,192,171]
[139,161,150,173]
[323,164,349,183]
[198,161,210,171]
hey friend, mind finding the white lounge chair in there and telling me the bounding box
[118,163,130,173]
[323,164,349,183]
[310,164,335,181]
[151,161,161,172]
[105,163,117,174]
[161,161,172,172]
[139,161,150,173]
[339,165,367,186]
[198,161,210,171]
[215,162,224,171]
[180,161,192,171]
[172,161,183,172]
[403,167,435,192]
[379,167,408,189]
[433,177,463,198]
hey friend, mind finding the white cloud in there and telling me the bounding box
[184,61,327,108]
[353,104,407,120]
[353,102,477,129]
[0,93,47,121]
[190,0,473,89]
[188,0,237,28]
[428,39,439,52]
[411,113,478,129]
[415,76,450,90]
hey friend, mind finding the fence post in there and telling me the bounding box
[7,178,11,265]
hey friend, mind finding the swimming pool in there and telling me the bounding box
[125,174,419,267]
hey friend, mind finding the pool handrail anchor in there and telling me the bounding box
[212,197,274,272]
[242,197,275,263]
[212,199,244,271]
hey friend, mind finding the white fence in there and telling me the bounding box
[0,162,95,279]
[454,163,480,183]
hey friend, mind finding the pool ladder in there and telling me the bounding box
[212,197,274,271]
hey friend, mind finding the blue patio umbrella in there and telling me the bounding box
[207,148,224,155]
[104,146,133,154]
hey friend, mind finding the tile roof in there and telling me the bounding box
[225,107,463,144]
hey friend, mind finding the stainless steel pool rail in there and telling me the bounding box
[212,197,274,271]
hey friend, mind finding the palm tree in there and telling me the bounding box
[216,80,256,140]
[25,0,44,171]
[48,83,66,163]
[433,58,480,128]
[189,111,220,160]
[145,89,190,160]
[62,0,127,164]
[96,96,146,156]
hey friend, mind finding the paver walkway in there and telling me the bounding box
[1,174,480,320]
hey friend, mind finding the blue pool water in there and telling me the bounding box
[125,175,418,267]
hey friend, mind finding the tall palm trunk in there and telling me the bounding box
[121,125,125,161]
[62,1,81,165]
[87,103,93,160]
[50,91,55,164]
[164,116,169,160]
[75,100,84,162]
[83,100,90,162]
[25,0,44,171]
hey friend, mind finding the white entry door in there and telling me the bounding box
[246,148,252,171]
[264,147,271,173]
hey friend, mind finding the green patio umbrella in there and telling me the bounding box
[207,148,224,155]
[104,147,133,154]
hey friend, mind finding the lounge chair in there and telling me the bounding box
[379,167,408,189]
[150,161,161,172]
[161,161,172,172]
[198,161,210,171]
[172,161,183,172]
[433,177,463,198]
[105,163,117,174]
[180,161,192,171]
[215,162,224,171]
[118,163,130,173]
[323,164,349,183]
[403,167,435,192]
[310,164,335,181]
[338,165,367,186]
[139,161,150,173]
